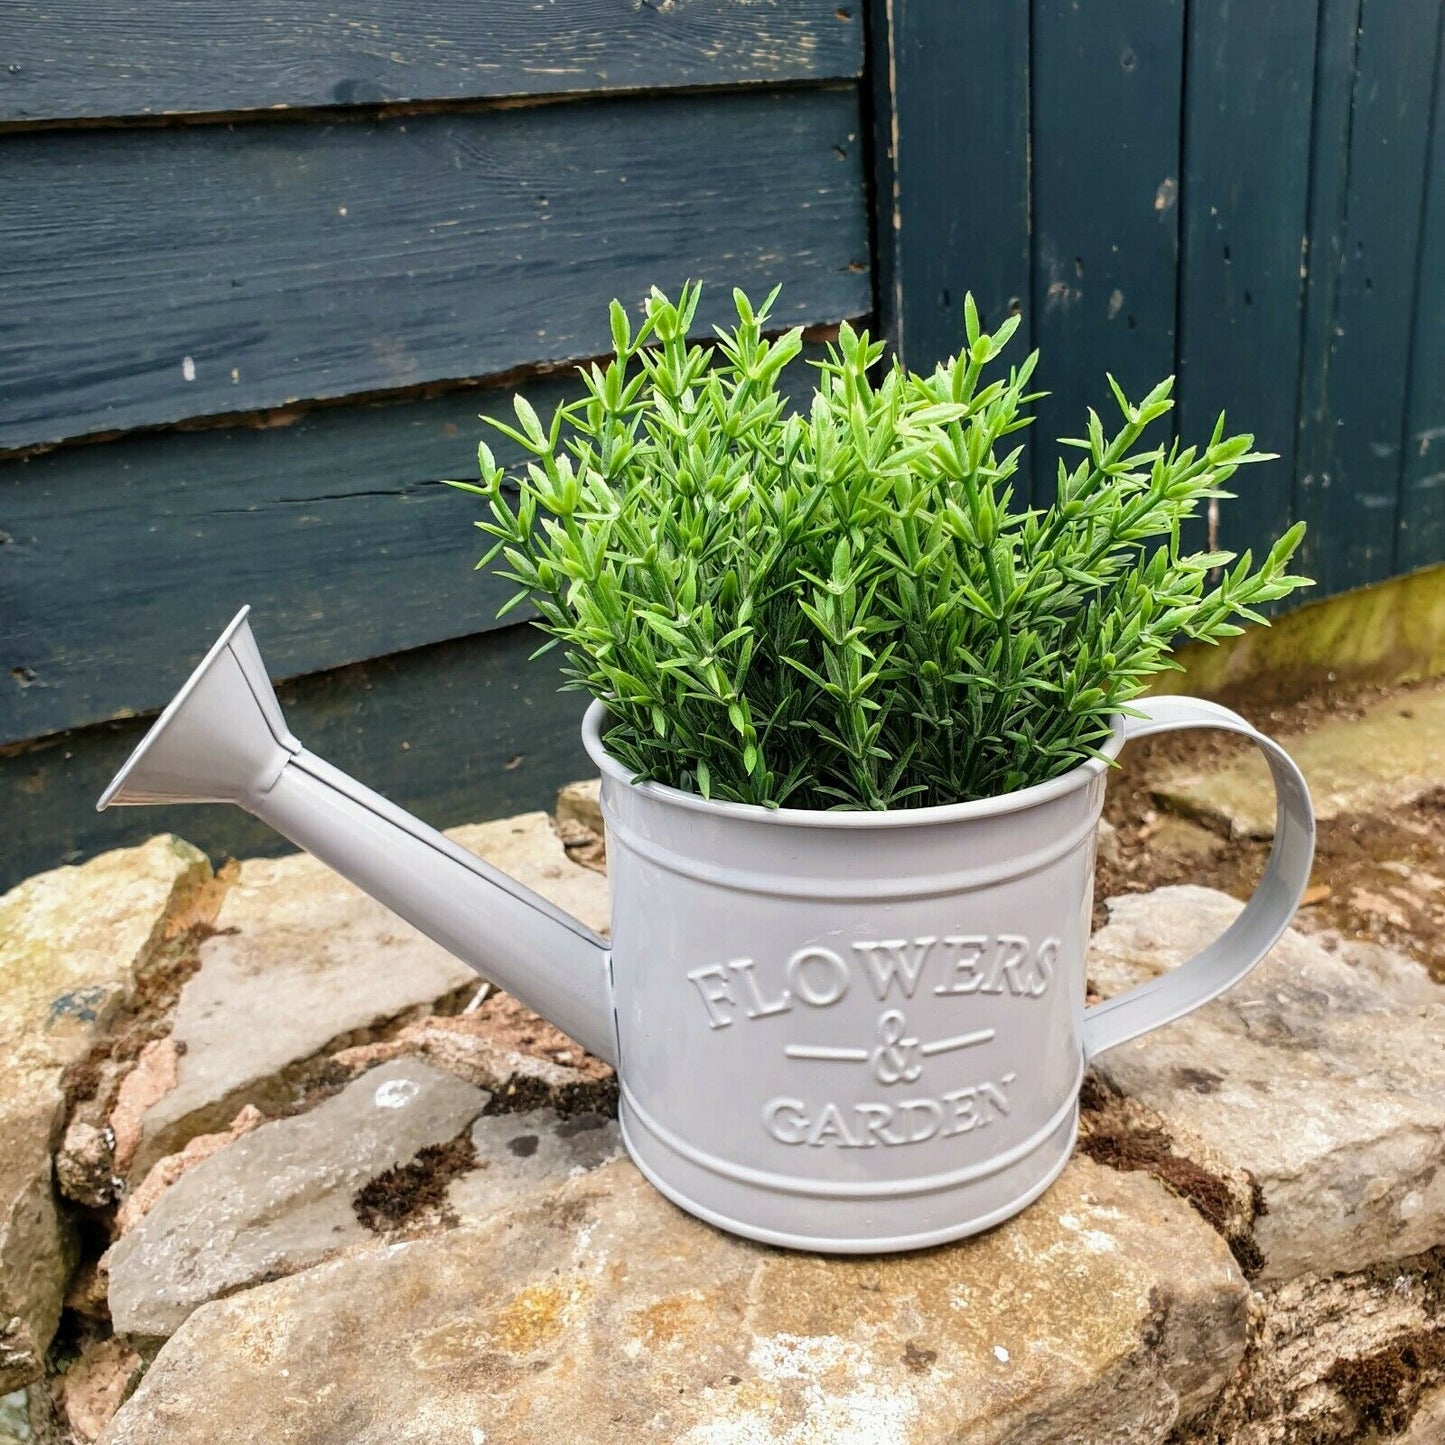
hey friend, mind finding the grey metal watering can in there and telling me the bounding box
[100,608,1314,1252]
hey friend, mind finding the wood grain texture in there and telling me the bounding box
[1294,0,1442,594]
[0,345,834,746]
[1,0,863,123]
[869,0,1033,500]
[1292,0,1363,587]
[1029,0,1184,506]
[0,622,593,894]
[0,87,870,451]
[1399,15,1445,574]
[1175,0,1318,560]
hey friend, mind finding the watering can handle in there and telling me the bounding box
[1082,695,1315,1061]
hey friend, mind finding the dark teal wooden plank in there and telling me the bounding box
[0,87,870,451]
[0,622,593,894]
[1175,0,1318,559]
[0,345,834,745]
[1295,0,1442,594]
[1028,0,1184,505]
[868,0,1032,495]
[2,1,862,124]
[1293,0,1362,590]
[0,388,547,747]
[1399,17,1445,575]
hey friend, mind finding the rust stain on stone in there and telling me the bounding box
[490,1278,579,1355]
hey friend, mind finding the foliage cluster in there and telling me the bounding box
[453,285,1308,808]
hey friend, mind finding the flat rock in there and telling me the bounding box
[1178,1249,1445,1443]
[449,812,610,936]
[0,1390,27,1444]
[130,813,605,1175]
[1088,886,1445,1282]
[1155,681,1445,837]
[59,1338,143,1443]
[555,778,604,838]
[103,1156,1248,1445]
[127,850,474,1176]
[0,836,210,1390]
[107,1060,487,1340]
[1397,1384,1445,1443]
[332,995,617,1116]
[448,1108,623,1223]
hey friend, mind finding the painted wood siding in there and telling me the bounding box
[871,0,1445,588]
[1,2,869,887]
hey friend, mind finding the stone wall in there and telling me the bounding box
[1,692,1442,1441]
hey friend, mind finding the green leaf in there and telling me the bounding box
[451,282,1309,810]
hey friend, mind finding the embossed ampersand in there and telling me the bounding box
[872,1009,923,1086]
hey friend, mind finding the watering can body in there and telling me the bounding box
[101,608,1314,1252]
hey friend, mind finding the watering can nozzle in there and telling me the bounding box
[98,608,617,1066]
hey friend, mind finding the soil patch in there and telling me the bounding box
[1097,679,1444,979]
[352,1132,478,1235]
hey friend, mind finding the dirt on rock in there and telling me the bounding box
[352,1132,478,1236]
[1097,678,1445,980]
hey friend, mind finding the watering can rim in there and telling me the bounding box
[580,699,1131,831]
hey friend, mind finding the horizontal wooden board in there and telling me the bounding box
[0,621,594,894]
[2,1,862,124]
[0,344,836,745]
[0,86,870,451]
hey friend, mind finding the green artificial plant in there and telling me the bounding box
[451,284,1309,809]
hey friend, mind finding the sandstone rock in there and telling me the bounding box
[1177,1247,1445,1444]
[1146,814,1223,863]
[332,995,617,1116]
[555,778,604,838]
[449,812,610,936]
[127,851,474,1176]
[448,1108,623,1223]
[555,817,607,873]
[1088,886,1445,1282]
[107,1061,488,1340]
[116,1105,264,1235]
[0,1390,26,1444]
[130,814,608,1175]
[55,1121,115,1209]
[1096,817,1121,868]
[1155,681,1445,837]
[1395,1383,1445,1443]
[63,1257,109,1321]
[0,836,210,1390]
[108,1039,178,1178]
[60,1339,142,1443]
[103,1156,1247,1445]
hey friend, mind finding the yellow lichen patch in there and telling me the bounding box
[489,1275,590,1356]
[626,1290,709,1348]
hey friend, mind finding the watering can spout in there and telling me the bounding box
[98,608,617,1066]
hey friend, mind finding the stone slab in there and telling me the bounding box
[107,1060,488,1340]
[448,1108,623,1224]
[555,778,604,838]
[1088,886,1445,1282]
[448,811,610,937]
[130,813,605,1175]
[1178,1251,1445,1444]
[1155,682,1445,838]
[0,835,209,1389]
[102,1156,1248,1445]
